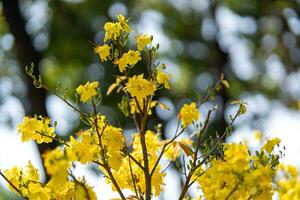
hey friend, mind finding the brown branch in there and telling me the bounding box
[147,48,152,79]
[131,114,141,132]
[128,155,140,199]
[187,167,210,188]
[91,101,126,200]
[133,97,143,118]
[150,127,185,176]
[127,150,145,171]
[178,108,239,200]
[69,172,92,200]
[224,182,240,200]
[35,131,69,147]
[138,96,152,200]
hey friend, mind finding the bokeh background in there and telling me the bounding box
[0,0,300,199]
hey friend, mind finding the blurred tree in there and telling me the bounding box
[0,0,56,181]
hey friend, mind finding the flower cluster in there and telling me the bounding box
[178,102,200,127]
[1,15,298,200]
[17,116,56,144]
[197,142,275,200]
[76,81,99,102]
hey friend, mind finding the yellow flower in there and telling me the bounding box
[262,137,281,153]
[101,125,125,170]
[66,131,100,164]
[76,81,99,102]
[130,99,156,115]
[117,14,130,33]
[277,164,300,200]
[3,166,24,194]
[178,102,199,127]
[224,143,250,173]
[244,165,274,198]
[126,50,141,65]
[156,70,171,89]
[45,180,97,200]
[115,50,141,72]
[72,180,97,200]
[17,116,56,144]
[94,44,110,61]
[26,161,40,182]
[43,147,70,184]
[125,74,156,101]
[105,130,165,196]
[114,56,127,72]
[27,182,51,200]
[197,159,242,200]
[104,22,122,42]
[133,130,161,157]
[136,34,152,51]
[3,161,43,197]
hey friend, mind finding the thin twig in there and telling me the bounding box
[162,161,173,173]
[132,114,141,132]
[224,182,240,200]
[35,131,69,146]
[92,101,126,200]
[187,167,210,187]
[139,107,151,200]
[147,48,152,79]
[69,172,92,200]
[178,108,240,200]
[127,151,144,170]
[150,127,185,176]
[128,155,140,199]
[0,170,27,199]
[43,84,88,118]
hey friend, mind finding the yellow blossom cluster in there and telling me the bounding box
[94,44,111,61]
[197,143,276,200]
[156,70,171,89]
[136,34,152,51]
[108,131,165,196]
[178,102,200,127]
[104,15,129,42]
[276,164,300,199]
[2,14,298,200]
[101,125,125,170]
[224,143,250,173]
[114,50,141,72]
[66,130,100,164]
[262,137,281,153]
[17,116,56,144]
[76,81,99,102]
[3,160,97,200]
[125,74,157,101]
[3,161,47,199]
